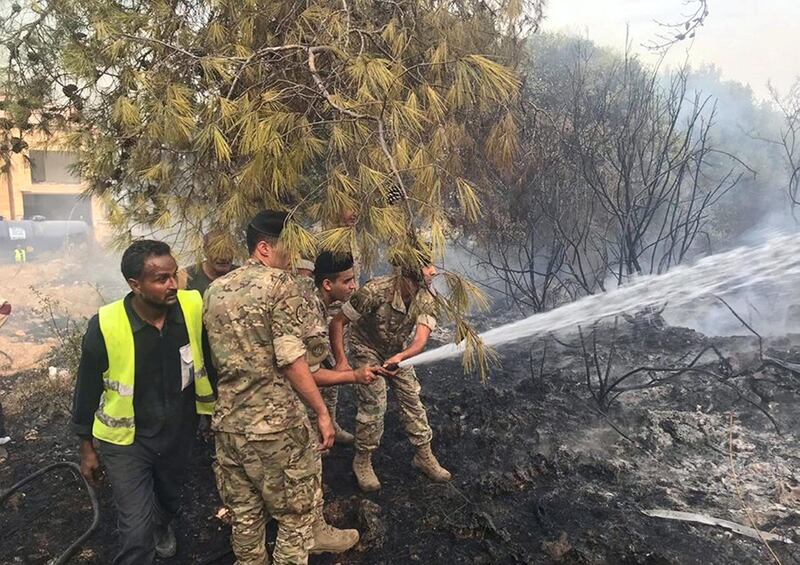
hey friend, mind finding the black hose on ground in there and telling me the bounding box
[0,461,100,565]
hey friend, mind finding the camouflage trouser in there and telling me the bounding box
[351,347,433,453]
[307,385,339,426]
[322,386,339,419]
[314,300,349,424]
[213,422,323,565]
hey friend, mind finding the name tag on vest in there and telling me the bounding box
[179,344,194,391]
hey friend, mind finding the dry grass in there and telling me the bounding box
[4,289,87,420]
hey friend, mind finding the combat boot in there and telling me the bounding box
[334,423,355,445]
[412,443,451,482]
[310,508,360,554]
[352,450,381,492]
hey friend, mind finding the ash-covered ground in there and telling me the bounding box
[2,310,800,564]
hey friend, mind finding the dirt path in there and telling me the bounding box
[0,249,125,376]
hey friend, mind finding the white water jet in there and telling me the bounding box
[403,233,800,367]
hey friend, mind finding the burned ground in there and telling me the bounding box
[2,317,800,564]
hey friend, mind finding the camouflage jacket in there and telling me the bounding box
[296,274,353,353]
[203,259,327,436]
[341,275,438,360]
[293,274,334,370]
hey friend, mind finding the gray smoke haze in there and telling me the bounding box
[435,32,800,339]
[408,233,800,367]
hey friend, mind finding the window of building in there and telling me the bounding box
[29,150,81,184]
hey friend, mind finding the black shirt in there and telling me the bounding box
[184,264,214,296]
[185,263,239,296]
[71,293,215,440]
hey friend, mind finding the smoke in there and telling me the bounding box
[435,47,800,340]
[623,63,800,337]
[665,214,800,337]
[664,290,800,338]
[407,233,800,367]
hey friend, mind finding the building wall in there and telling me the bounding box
[0,138,110,240]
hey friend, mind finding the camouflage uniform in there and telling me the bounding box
[204,260,328,565]
[340,276,438,453]
[320,299,345,418]
[294,275,339,422]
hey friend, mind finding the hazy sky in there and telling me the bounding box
[543,0,800,101]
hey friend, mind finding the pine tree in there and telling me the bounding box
[1,0,545,374]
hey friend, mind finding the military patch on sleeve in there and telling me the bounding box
[305,336,330,366]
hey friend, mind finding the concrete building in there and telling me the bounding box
[0,138,107,236]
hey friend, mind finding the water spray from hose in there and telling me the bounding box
[402,233,800,368]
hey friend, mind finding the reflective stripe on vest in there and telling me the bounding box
[179,290,216,414]
[92,289,215,445]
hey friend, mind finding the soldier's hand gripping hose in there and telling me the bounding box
[380,362,401,377]
[353,365,381,384]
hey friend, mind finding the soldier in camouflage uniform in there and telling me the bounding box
[204,211,378,565]
[294,255,357,445]
[330,244,452,492]
[309,209,363,441]
[320,290,355,442]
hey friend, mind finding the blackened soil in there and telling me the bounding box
[2,325,800,564]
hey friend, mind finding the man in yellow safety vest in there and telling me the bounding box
[71,239,216,565]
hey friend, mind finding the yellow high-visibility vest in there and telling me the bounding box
[14,248,26,262]
[92,289,215,445]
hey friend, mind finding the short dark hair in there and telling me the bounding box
[314,251,354,287]
[121,239,172,280]
[246,227,279,255]
[246,210,288,254]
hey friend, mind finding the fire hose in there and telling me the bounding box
[0,461,100,564]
